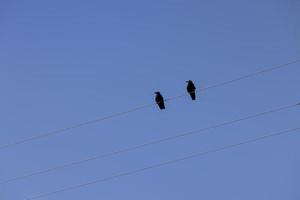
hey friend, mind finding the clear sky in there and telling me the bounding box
[0,0,300,199]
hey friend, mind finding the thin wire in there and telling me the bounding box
[166,59,300,101]
[25,127,300,200]
[199,59,300,91]
[1,59,299,150]
[2,102,298,185]
[0,103,154,150]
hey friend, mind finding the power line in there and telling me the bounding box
[165,59,300,101]
[2,101,298,185]
[0,59,299,150]
[0,103,154,150]
[25,127,300,200]
[199,59,300,91]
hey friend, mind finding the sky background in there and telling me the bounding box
[0,0,300,199]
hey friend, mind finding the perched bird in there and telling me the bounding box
[186,80,196,100]
[155,92,165,110]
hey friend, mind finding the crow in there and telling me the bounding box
[155,92,165,110]
[186,80,196,100]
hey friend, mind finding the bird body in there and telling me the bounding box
[186,80,196,100]
[155,92,165,110]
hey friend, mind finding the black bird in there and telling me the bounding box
[155,92,165,110]
[186,80,196,100]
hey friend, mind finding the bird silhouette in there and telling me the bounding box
[155,92,165,110]
[186,80,196,100]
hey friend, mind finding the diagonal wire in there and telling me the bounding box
[0,103,154,150]
[1,59,299,150]
[166,59,300,101]
[2,101,299,185]
[25,127,300,200]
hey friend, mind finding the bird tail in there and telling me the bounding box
[159,103,165,110]
[190,92,196,100]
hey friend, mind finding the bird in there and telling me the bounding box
[155,92,165,110]
[186,80,196,100]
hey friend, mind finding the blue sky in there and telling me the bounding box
[0,0,300,199]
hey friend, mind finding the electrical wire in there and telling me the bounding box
[2,101,299,185]
[0,103,154,150]
[25,127,300,200]
[166,59,300,101]
[0,59,299,150]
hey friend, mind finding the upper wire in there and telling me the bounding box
[0,59,299,150]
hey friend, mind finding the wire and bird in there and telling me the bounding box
[154,80,196,110]
[0,59,299,150]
